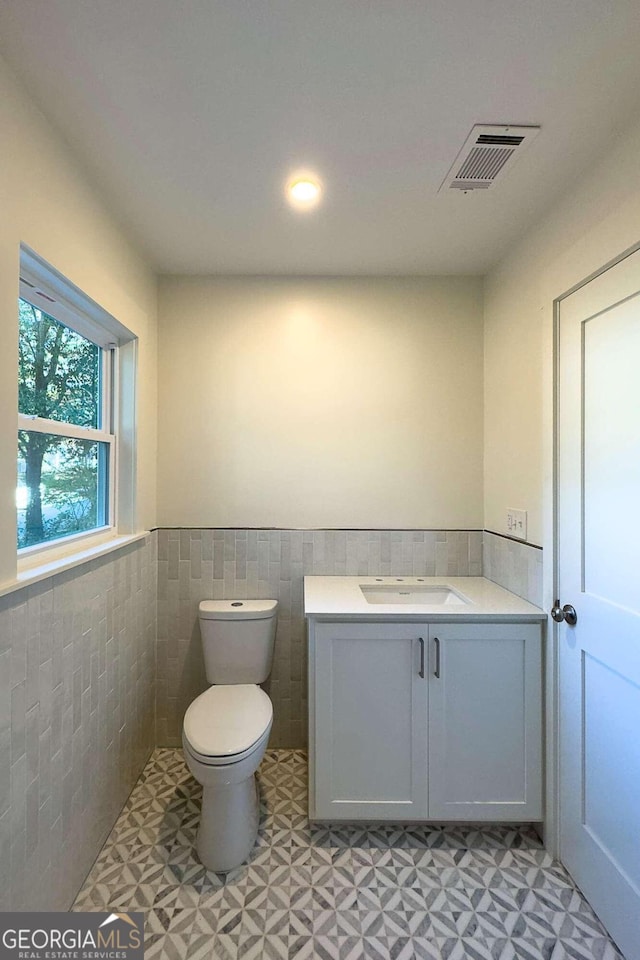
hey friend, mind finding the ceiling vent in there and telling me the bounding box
[439,124,540,193]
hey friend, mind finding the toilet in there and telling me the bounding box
[182,598,278,872]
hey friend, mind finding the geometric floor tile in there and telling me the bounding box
[73,749,626,960]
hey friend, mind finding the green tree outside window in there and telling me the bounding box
[18,299,105,548]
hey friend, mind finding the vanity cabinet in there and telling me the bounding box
[308,619,542,822]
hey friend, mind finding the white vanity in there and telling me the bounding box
[304,576,545,822]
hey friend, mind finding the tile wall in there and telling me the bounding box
[0,526,546,911]
[156,529,483,749]
[483,531,544,608]
[0,534,157,912]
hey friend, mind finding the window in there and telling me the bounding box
[17,247,136,558]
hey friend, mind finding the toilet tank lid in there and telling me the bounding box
[199,599,278,621]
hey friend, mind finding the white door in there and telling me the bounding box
[311,621,429,820]
[428,622,542,820]
[557,247,640,960]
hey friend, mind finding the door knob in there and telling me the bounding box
[551,600,578,626]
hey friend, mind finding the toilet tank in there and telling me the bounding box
[198,599,278,684]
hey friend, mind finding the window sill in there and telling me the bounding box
[0,531,151,599]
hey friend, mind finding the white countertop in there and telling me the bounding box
[304,576,545,621]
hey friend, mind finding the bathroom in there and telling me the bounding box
[0,3,639,959]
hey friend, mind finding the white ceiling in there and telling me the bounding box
[1,0,640,276]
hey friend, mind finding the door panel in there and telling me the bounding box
[428,622,542,820]
[583,653,640,889]
[583,300,640,611]
[331,635,413,800]
[558,247,640,960]
[312,621,429,819]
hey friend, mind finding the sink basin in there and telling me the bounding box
[360,583,470,605]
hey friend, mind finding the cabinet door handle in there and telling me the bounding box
[434,637,441,679]
[418,637,425,678]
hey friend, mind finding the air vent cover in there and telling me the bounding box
[439,124,540,192]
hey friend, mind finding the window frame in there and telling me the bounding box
[16,247,136,567]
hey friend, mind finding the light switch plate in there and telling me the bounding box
[506,508,527,540]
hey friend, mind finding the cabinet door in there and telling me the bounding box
[428,622,542,820]
[311,621,429,820]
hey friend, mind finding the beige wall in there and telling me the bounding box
[8,22,638,554]
[158,277,483,529]
[483,264,545,545]
[484,113,640,549]
[0,54,157,583]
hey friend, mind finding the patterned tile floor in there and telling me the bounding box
[73,749,625,960]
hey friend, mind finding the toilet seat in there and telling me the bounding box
[183,683,273,763]
[184,723,272,768]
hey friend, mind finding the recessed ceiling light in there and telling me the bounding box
[286,175,322,210]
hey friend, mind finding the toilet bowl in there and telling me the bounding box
[182,599,278,872]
